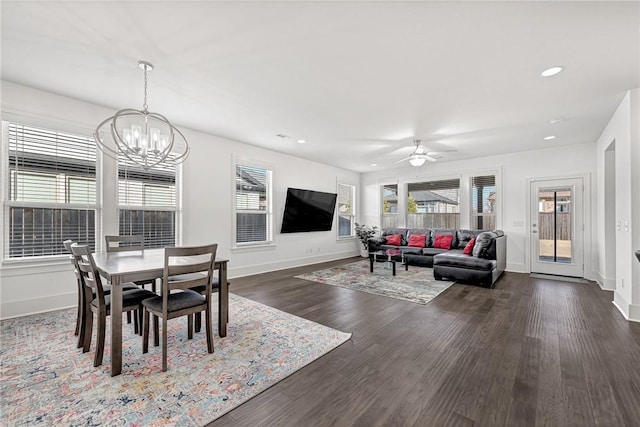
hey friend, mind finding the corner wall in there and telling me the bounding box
[596,89,640,321]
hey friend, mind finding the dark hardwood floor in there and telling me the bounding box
[208,257,640,427]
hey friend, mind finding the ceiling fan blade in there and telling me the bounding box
[425,155,438,162]
[394,156,411,163]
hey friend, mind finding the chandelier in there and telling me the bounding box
[94,60,189,170]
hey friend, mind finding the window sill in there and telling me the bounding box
[336,236,357,242]
[1,255,71,276]
[231,243,277,253]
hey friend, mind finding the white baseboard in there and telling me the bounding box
[506,262,526,273]
[227,250,357,279]
[1,292,75,320]
[611,291,640,322]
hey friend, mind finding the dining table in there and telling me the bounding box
[92,248,229,376]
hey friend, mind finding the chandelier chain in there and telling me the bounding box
[143,66,148,111]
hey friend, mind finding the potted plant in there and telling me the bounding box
[355,223,378,257]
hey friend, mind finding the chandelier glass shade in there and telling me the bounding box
[94,61,189,170]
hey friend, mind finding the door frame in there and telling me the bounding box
[525,174,592,278]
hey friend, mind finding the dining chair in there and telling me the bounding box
[105,235,158,292]
[142,243,218,372]
[64,240,142,347]
[71,244,157,367]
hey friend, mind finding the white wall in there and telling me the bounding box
[596,89,640,321]
[361,143,597,276]
[0,81,360,318]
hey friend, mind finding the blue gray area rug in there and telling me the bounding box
[0,294,351,426]
[296,260,455,305]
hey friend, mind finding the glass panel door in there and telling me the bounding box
[530,178,583,277]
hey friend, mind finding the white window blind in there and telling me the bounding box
[337,183,355,238]
[118,157,176,248]
[407,179,460,228]
[5,122,97,258]
[235,164,272,245]
[471,175,496,230]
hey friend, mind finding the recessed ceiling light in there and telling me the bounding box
[549,119,561,124]
[544,135,556,140]
[297,139,306,144]
[371,163,377,167]
[541,66,564,77]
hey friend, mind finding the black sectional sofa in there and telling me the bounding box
[368,228,506,288]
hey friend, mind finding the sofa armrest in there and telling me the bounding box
[368,237,385,252]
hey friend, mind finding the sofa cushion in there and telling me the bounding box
[434,234,453,249]
[381,228,409,246]
[407,228,433,247]
[463,237,476,255]
[408,234,427,248]
[472,231,499,259]
[420,247,449,256]
[429,229,457,248]
[433,252,497,271]
[380,245,422,254]
[456,229,481,249]
[386,234,402,246]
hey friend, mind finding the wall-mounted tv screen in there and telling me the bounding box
[281,187,337,233]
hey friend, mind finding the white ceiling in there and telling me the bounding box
[2,1,638,173]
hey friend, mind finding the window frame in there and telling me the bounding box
[336,182,356,239]
[470,174,498,231]
[2,120,100,262]
[232,157,274,249]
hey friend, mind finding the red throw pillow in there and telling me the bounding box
[385,234,402,246]
[463,237,476,255]
[433,234,453,249]
[408,234,426,248]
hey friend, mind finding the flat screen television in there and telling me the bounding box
[281,187,337,233]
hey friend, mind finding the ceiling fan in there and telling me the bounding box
[396,140,454,167]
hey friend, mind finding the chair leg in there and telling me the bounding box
[94,311,106,367]
[138,307,144,336]
[142,309,149,354]
[153,315,160,347]
[205,308,214,354]
[82,309,93,353]
[74,279,82,336]
[195,312,202,333]
[187,314,193,340]
[162,318,168,372]
[133,309,139,334]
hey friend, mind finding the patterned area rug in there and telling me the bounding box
[296,260,455,305]
[0,294,350,426]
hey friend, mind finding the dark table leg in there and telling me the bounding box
[218,261,228,337]
[392,261,396,276]
[110,278,123,376]
[369,254,374,272]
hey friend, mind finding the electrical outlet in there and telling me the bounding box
[621,278,625,288]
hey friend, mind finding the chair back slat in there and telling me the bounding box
[70,244,107,301]
[105,235,145,253]
[162,244,218,310]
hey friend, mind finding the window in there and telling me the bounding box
[118,157,177,248]
[471,175,496,230]
[407,179,460,228]
[337,183,355,238]
[5,122,97,258]
[381,184,398,228]
[234,163,273,246]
